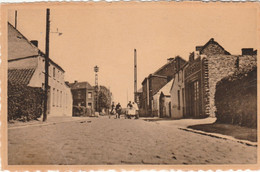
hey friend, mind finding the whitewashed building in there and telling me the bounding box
[8,22,72,116]
[152,79,173,117]
[169,63,187,119]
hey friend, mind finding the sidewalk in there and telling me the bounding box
[8,116,88,129]
[142,117,257,147]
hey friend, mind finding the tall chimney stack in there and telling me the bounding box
[134,49,137,102]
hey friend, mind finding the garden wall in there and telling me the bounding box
[215,67,257,128]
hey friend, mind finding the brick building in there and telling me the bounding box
[69,81,95,115]
[141,56,186,116]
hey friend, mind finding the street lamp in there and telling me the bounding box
[94,65,99,112]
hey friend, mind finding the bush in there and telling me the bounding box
[8,82,44,122]
[73,106,93,117]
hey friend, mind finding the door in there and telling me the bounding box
[47,88,51,114]
[192,81,200,117]
[169,102,171,118]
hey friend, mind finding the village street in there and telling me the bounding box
[8,116,257,165]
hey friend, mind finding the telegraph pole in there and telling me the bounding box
[43,8,50,122]
[15,10,17,29]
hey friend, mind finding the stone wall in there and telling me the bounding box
[238,55,257,71]
[207,55,238,117]
[206,54,257,117]
[201,43,228,56]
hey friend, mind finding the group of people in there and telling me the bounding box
[110,102,122,119]
[109,101,139,119]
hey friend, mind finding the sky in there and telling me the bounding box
[7,3,257,107]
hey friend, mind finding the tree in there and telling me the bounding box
[98,85,112,112]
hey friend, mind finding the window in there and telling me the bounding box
[182,88,185,112]
[53,88,55,106]
[88,92,92,99]
[53,67,55,78]
[57,71,60,82]
[194,81,199,101]
[177,90,180,110]
[57,89,59,106]
[77,91,82,99]
[88,103,92,108]
[182,70,184,83]
[60,91,62,107]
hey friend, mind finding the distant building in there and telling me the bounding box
[69,81,95,114]
[8,22,73,116]
[141,56,186,116]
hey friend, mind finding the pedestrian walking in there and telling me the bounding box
[115,103,122,119]
[110,102,115,119]
[127,101,132,108]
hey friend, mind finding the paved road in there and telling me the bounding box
[8,116,257,165]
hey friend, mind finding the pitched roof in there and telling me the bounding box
[159,79,173,96]
[8,22,65,73]
[200,38,231,55]
[154,78,173,96]
[69,82,93,90]
[8,23,39,60]
[8,68,36,85]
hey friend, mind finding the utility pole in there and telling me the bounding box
[15,10,17,29]
[134,49,137,102]
[43,8,50,122]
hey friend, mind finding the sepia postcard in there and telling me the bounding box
[0,2,260,171]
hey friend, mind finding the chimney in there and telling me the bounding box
[242,48,254,55]
[30,40,38,47]
[167,57,174,62]
[189,52,194,62]
[196,46,203,51]
[194,45,203,59]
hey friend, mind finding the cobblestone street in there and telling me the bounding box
[8,116,257,165]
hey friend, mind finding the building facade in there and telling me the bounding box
[69,81,95,114]
[152,79,173,117]
[170,64,187,119]
[8,23,73,117]
[184,38,257,118]
[141,56,186,116]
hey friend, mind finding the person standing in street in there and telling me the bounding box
[132,102,139,119]
[115,103,122,119]
[110,102,115,119]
